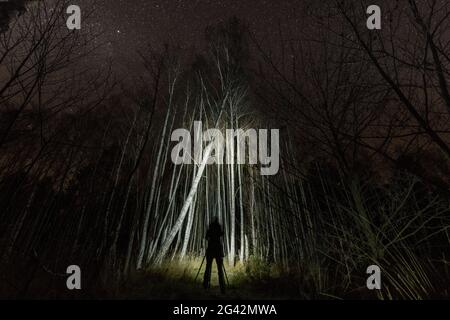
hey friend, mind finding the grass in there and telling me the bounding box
[116,256,304,300]
[109,172,450,300]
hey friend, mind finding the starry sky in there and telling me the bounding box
[79,0,304,72]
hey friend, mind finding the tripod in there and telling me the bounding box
[194,255,206,282]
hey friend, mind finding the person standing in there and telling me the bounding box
[203,217,225,293]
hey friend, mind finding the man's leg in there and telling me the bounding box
[203,256,213,289]
[216,257,225,293]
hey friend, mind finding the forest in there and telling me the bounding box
[0,0,449,299]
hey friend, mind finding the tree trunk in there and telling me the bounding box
[155,141,214,264]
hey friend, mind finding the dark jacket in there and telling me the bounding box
[205,221,224,258]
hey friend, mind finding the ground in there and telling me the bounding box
[117,256,305,300]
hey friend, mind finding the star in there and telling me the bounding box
[77,0,301,75]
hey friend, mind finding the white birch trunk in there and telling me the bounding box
[137,102,172,269]
[155,141,214,264]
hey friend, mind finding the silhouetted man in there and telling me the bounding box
[203,217,225,293]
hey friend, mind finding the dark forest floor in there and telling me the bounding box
[117,257,307,300]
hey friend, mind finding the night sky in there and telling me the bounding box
[79,0,303,71]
